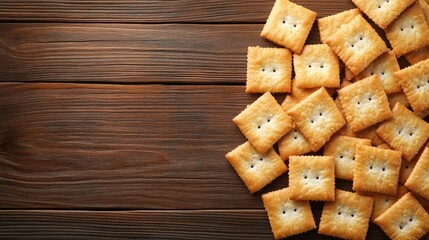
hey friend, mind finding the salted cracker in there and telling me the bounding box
[318,8,361,44]
[355,51,402,94]
[385,3,429,57]
[287,88,346,151]
[325,14,388,75]
[262,187,316,239]
[376,103,429,161]
[399,158,418,184]
[334,97,358,137]
[324,135,371,180]
[338,75,392,132]
[375,192,429,240]
[288,156,335,201]
[357,124,386,146]
[352,0,415,29]
[405,148,429,200]
[353,145,402,195]
[405,46,429,65]
[278,96,312,160]
[261,0,316,54]
[388,91,410,109]
[246,46,292,93]
[293,44,340,88]
[233,92,293,154]
[225,142,287,193]
[318,189,374,240]
[394,58,429,114]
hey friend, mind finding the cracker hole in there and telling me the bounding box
[357,101,360,105]
[260,158,263,162]
[320,65,324,69]
[304,176,308,179]
[378,5,381,8]
[338,212,341,215]
[400,28,404,31]
[359,36,363,40]
[258,126,261,129]
[409,132,413,136]
[308,64,312,68]
[411,25,414,29]
[262,68,265,72]
[267,119,271,123]
[294,208,297,212]
[385,199,389,203]
[381,72,385,75]
[316,176,319,180]
[294,129,297,133]
[319,112,323,116]
[405,165,409,169]
[283,210,286,214]
[294,136,298,140]
[409,218,413,222]
[251,165,254,168]
[310,120,314,124]
[398,130,402,134]
[370,166,373,170]
[282,20,285,24]
[340,155,343,159]
[399,225,403,230]
[371,72,374,75]
[351,44,354,48]
[273,69,276,73]
[351,214,354,217]
[417,85,421,89]
[382,167,385,172]
[368,97,372,101]
[293,24,297,28]
[352,157,355,161]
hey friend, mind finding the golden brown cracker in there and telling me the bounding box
[287,88,346,151]
[405,148,429,200]
[319,189,374,240]
[318,8,361,44]
[338,75,392,132]
[233,92,293,154]
[261,0,316,54]
[246,46,292,93]
[262,187,316,239]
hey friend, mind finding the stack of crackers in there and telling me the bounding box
[225,0,429,239]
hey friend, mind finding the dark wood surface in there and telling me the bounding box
[0,0,418,239]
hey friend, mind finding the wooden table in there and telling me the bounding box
[0,1,407,239]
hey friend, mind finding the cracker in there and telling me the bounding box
[287,88,346,151]
[338,75,392,132]
[325,14,388,75]
[334,97,358,137]
[399,158,418,184]
[293,44,340,88]
[345,66,355,81]
[394,58,429,113]
[375,192,429,240]
[246,46,292,93]
[353,145,402,195]
[405,46,429,65]
[405,148,429,200]
[324,135,371,180]
[388,91,410,109]
[364,185,409,222]
[318,8,361,44]
[376,103,429,161]
[318,189,374,240]
[288,156,335,201]
[261,0,316,54]
[385,3,429,57]
[352,0,415,29]
[225,142,287,193]
[262,187,316,239]
[355,51,402,94]
[233,92,293,153]
[377,143,392,149]
[278,96,312,160]
[357,123,386,146]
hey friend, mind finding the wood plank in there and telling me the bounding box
[0,23,274,84]
[0,210,388,239]
[0,0,355,23]
[0,83,358,209]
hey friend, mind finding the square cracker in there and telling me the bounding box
[352,0,415,29]
[405,46,429,65]
[385,3,429,57]
[233,92,293,154]
[357,123,386,146]
[376,103,429,161]
[399,158,417,184]
[325,14,388,75]
[260,0,316,54]
[225,142,287,193]
[318,8,361,44]
[287,88,346,151]
[345,66,355,81]
[293,44,340,88]
[324,135,371,180]
[262,187,316,239]
[338,75,392,132]
[246,46,292,93]
[375,192,429,240]
[288,156,335,201]
[353,145,402,195]
[334,97,358,138]
[363,185,409,222]
[355,51,402,94]
[394,58,429,113]
[405,148,429,200]
[278,96,312,160]
[389,91,410,109]
[318,189,374,240]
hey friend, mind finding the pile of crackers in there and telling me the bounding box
[225,0,429,239]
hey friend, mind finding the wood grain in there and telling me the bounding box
[0,83,359,209]
[0,210,388,239]
[0,0,355,23]
[0,23,319,84]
